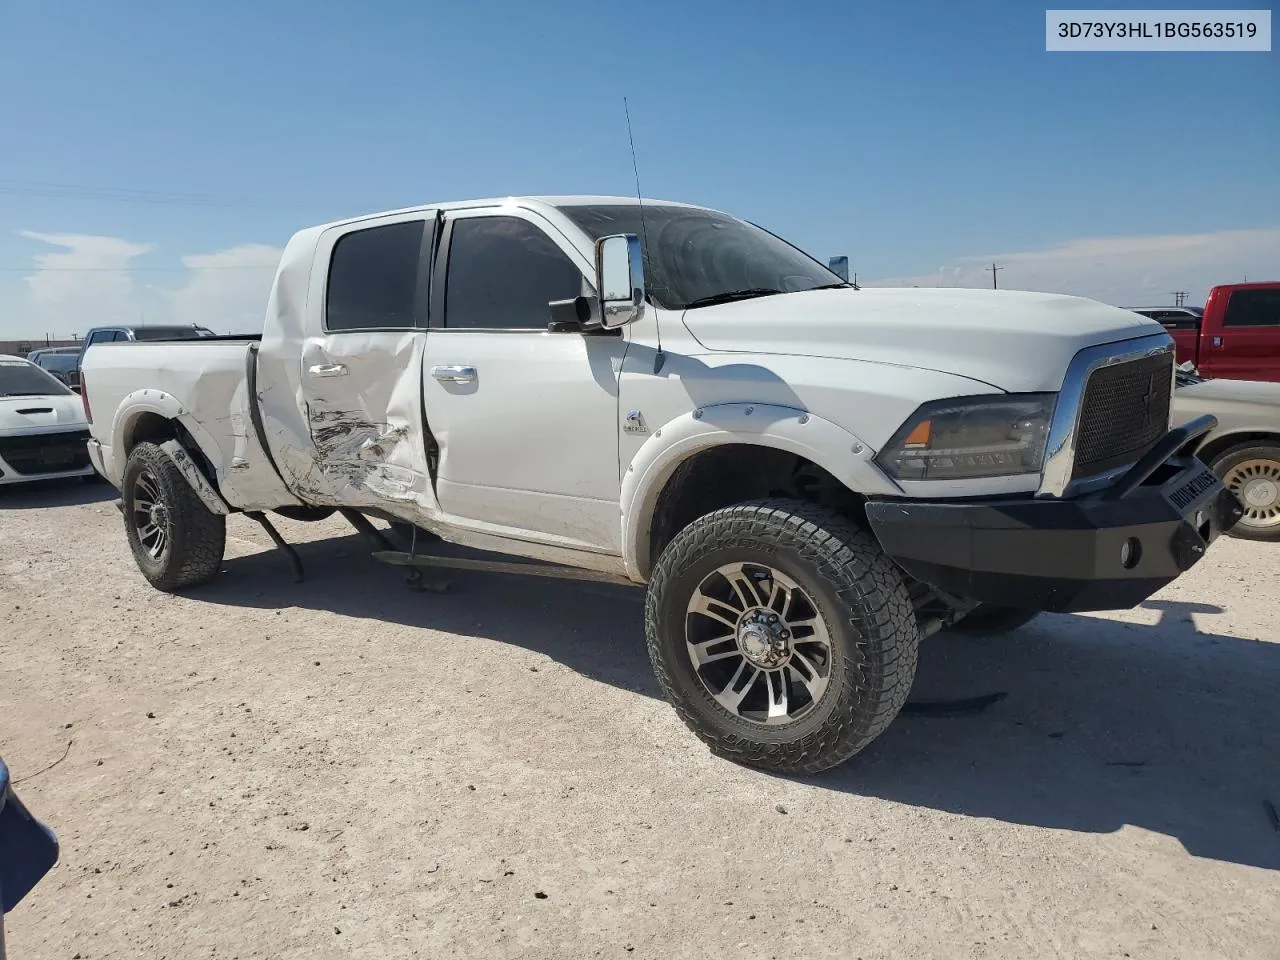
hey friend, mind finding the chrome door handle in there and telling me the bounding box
[431,365,477,383]
[308,362,348,378]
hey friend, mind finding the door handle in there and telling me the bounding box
[308,362,348,378]
[1212,336,1223,347]
[431,365,477,383]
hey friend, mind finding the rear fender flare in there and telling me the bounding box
[157,439,231,515]
[110,390,223,481]
[618,402,901,580]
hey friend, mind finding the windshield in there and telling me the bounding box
[558,203,845,310]
[0,361,73,397]
[131,326,216,341]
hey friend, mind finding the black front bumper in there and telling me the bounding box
[865,417,1244,613]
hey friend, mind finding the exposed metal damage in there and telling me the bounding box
[305,407,419,502]
[158,439,230,515]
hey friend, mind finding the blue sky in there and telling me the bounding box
[1,0,1276,338]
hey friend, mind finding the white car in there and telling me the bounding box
[0,354,96,485]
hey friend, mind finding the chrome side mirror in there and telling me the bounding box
[595,234,645,329]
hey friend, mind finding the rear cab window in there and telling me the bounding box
[1154,309,1200,330]
[130,326,216,341]
[324,220,428,331]
[1224,289,1280,328]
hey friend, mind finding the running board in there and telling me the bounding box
[370,550,634,587]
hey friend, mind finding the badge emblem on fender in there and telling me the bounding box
[623,410,648,435]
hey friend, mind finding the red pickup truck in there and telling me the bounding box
[1131,282,1280,382]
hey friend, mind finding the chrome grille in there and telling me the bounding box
[1070,352,1173,481]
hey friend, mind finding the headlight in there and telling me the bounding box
[876,394,1056,481]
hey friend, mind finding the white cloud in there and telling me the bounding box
[19,231,153,337]
[864,227,1280,307]
[166,243,283,333]
[3,234,282,340]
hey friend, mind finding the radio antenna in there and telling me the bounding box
[624,96,663,371]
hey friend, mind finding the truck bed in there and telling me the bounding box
[80,338,297,509]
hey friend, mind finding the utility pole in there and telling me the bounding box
[1171,291,1188,307]
[987,262,1003,289]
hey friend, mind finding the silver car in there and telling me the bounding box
[1173,368,1280,541]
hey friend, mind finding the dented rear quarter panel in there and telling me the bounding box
[82,340,301,509]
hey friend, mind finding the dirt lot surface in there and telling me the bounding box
[2,480,1279,960]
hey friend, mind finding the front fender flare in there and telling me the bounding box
[619,402,902,580]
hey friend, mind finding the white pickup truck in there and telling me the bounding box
[81,195,1242,774]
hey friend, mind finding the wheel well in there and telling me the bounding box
[123,412,178,452]
[123,413,220,493]
[645,444,866,576]
[1188,431,1280,467]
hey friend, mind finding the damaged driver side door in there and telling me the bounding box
[297,211,440,519]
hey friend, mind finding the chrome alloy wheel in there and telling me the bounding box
[1222,457,1280,530]
[131,468,170,560]
[684,562,832,725]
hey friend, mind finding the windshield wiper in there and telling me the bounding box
[810,282,854,290]
[683,288,785,309]
[1,392,47,397]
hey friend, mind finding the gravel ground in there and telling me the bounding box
[2,479,1278,960]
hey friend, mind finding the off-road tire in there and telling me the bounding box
[645,499,919,775]
[1208,443,1280,542]
[122,441,226,591]
[946,604,1041,636]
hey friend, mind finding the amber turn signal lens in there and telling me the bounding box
[903,420,932,448]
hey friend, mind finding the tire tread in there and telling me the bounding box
[645,498,918,775]
[123,442,226,591]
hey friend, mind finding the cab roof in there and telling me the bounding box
[309,195,718,234]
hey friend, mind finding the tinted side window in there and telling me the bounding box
[444,217,582,330]
[326,221,425,331]
[1224,289,1280,328]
